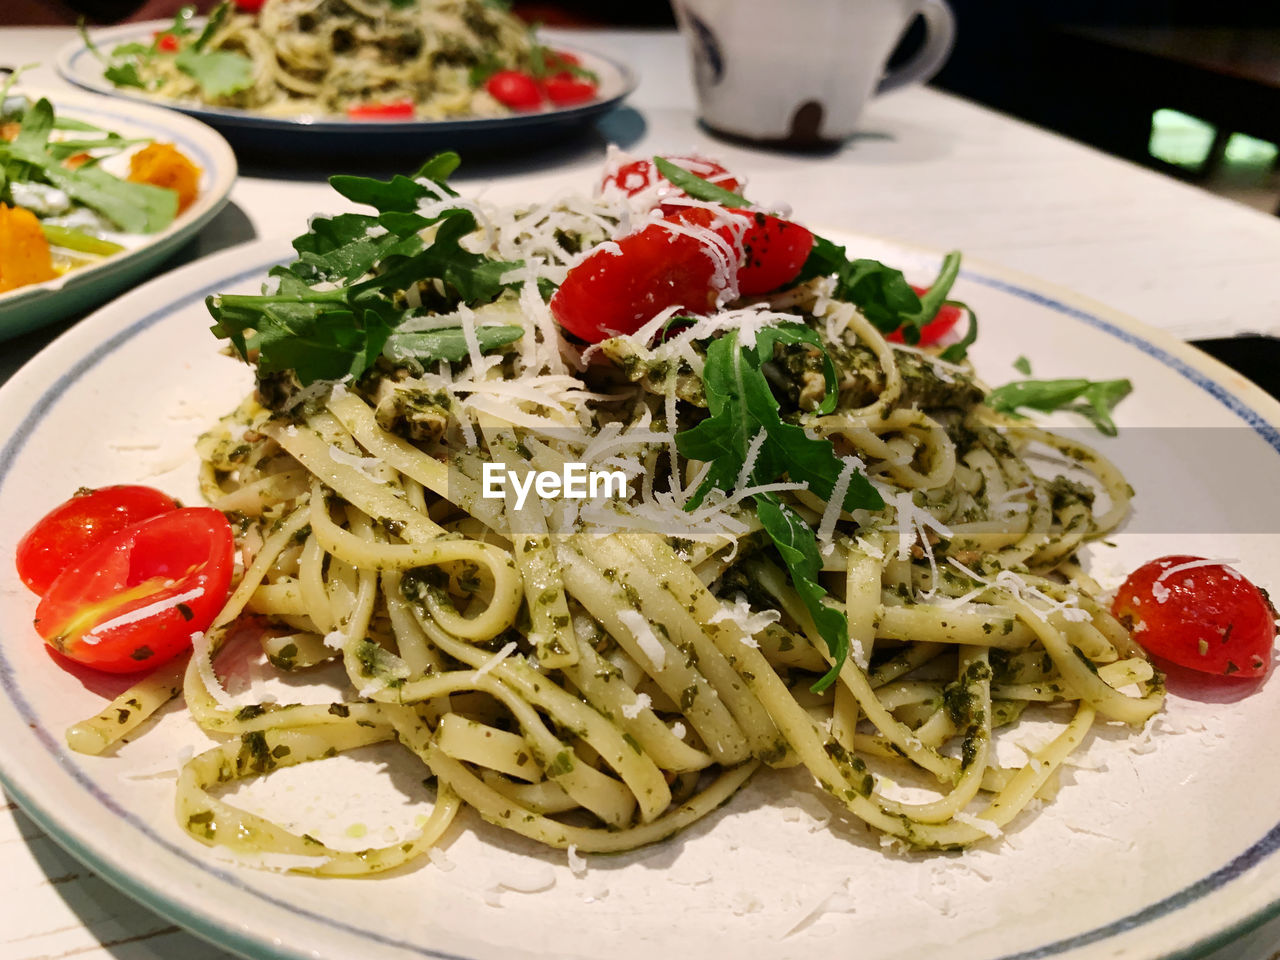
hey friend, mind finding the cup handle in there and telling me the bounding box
[877,0,956,94]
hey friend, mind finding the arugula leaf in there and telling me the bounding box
[245,301,364,380]
[813,244,966,342]
[938,299,978,363]
[110,42,152,57]
[677,326,880,512]
[194,2,231,51]
[676,327,882,691]
[104,63,146,89]
[208,153,530,386]
[1013,355,1032,376]
[676,334,756,501]
[53,116,109,133]
[754,493,850,691]
[330,157,459,212]
[77,21,105,62]
[46,135,149,159]
[755,324,838,415]
[1,98,177,233]
[12,96,54,151]
[468,52,504,87]
[653,156,749,206]
[168,5,197,35]
[384,325,525,364]
[835,256,925,331]
[984,377,1133,436]
[175,46,253,98]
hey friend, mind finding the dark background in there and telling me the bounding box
[517,1,1280,180]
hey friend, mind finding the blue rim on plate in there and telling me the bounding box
[2,240,1280,960]
[57,23,638,153]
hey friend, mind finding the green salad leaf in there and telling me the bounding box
[175,46,253,98]
[0,97,177,233]
[103,63,147,89]
[384,325,525,364]
[802,240,975,359]
[208,152,528,386]
[193,2,231,51]
[676,326,882,691]
[653,156,748,206]
[984,377,1133,435]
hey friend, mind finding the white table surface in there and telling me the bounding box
[3,24,1280,960]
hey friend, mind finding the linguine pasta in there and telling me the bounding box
[120,0,534,119]
[65,158,1163,874]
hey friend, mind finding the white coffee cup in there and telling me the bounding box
[674,0,956,147]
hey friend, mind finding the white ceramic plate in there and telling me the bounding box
[1,235,1280,960]
[57,23,637,155]
[0,86,236,341]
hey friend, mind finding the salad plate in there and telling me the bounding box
[1,230,1279,960]
[0,86,235,341]
[57,23,638,156]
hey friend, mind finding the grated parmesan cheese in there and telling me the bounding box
[80,586,205,646]
[475,641,517,678]
[708,593,781,643]
[952,811,1002,839]
[620,692,651,719]
[817,457,865,544]
[1155,557,1241,583]
[566,844,587,877]
[190,630,242,710]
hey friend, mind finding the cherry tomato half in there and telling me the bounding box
[485,70,543,111]
[15,485,181,596]
[346,100,416,120]
[34,507,234,673]
[551,208,742,342]
[601,154,742,201]
[735,210,814,296]
[543,72,597,106]
[886,285,964,346]
[546,49,581,69]
[1112,555,1277,678]
[153,31,181,52]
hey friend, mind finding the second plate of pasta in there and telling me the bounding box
[57,16,637,154]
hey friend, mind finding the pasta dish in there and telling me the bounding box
[52,152,1172,875]
[88,0,597,120]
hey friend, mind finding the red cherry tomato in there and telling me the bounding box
[153,31,180,52]
[15,485,181,596]
[886,284,965,346]
[602,155,742,200]
[1112,555,1277,678]
[542,72,597,106]
[735,210,814,296]
[551,208,741,342]
[485,70,544,111]
[346,100,416,120]
[33,508,235,673]
[547,49,581,68]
